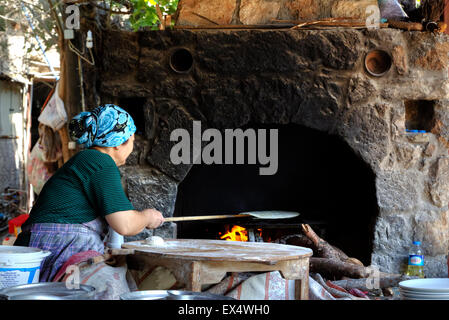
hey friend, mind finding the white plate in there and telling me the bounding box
[401,294,449,300]
[401,291,449,299]
[399,278,449,293]
[400,288,449,296]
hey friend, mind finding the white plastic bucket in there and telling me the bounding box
[0,246,51,290]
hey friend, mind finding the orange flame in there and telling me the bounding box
[220,225,248,241]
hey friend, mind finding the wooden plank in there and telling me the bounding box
[186,261,201,292]
[295,278,309,300]
[123,239,313,263]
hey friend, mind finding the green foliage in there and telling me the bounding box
[128,0,179,30]
[0,0,179,54]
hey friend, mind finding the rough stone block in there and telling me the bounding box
[393,142,423,169]
[239,0,281,25]
[292,31,361,70]
[413,210,449,256]
[291,77,341,132]
[423,255,449,278]
[348,76,377,104]
[120,166,178,216]
[120,166,179,241]
[391,45,408,75]
[331,0,378,20]
[279,0,322,20]
[432,100,449,142]
[429,156,449,208]
[413,42,449,71]
[376,170,422,211]
[175,0,237,26]
[371,253,407,275]
[339,104,391,170]
[101,31,139,77]
[371,213,413,273]
[373,213,413,253]
[136,47,170,84]
[196,31,307,74]
[147,107,196,182]
[423,142,436,157]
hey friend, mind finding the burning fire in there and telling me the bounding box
[220,225,248,241]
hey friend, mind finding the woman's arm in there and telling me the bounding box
[105,208,165,236]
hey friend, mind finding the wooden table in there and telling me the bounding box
[123,239,313,300]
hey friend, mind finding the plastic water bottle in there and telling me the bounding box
[406,241,425,278]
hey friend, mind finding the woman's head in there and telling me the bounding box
[69,104,136,165]
[69,104,136,148]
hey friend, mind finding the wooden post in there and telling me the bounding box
[186,261,202,292]
[57,46,72,164]
[56,3,83,164]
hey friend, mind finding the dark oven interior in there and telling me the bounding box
[173,123,379,266]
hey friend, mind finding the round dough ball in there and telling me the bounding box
[145,235,166,247]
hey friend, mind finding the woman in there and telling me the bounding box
[15,104,164,281]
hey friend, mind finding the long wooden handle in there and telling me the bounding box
[165,214,252,222]
[388,20,423,31]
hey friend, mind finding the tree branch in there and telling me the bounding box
[46,0,63,41]
[87,0,132,15]
[22,3,58,43]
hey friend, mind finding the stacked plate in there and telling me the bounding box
[399,278,449,300]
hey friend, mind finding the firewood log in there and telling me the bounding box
[311,272,369,300]
[309,257,371,280]
[281,234,315,250]
[330,274,419,291]
[301,224,364,266]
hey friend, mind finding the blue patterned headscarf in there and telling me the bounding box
[69,104,136,148]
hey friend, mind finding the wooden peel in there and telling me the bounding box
[388,20,423,31]
[164,210,299,222]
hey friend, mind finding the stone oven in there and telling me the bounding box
[83,27,449,278]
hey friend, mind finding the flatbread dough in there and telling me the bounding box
[145,235,166,247]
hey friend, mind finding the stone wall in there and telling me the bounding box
[91,28,449,277]
[174,0,379,26]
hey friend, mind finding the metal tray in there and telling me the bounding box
[167,290,235,300]
[0,282,96,300]
[120,290,170,300]
[120,290,235,300]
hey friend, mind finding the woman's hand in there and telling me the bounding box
[143,208,165,229]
